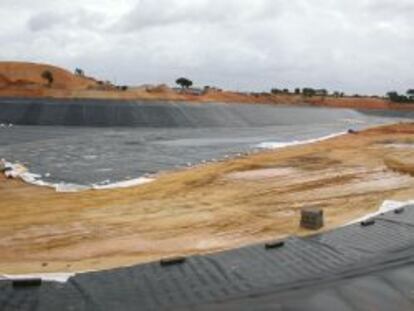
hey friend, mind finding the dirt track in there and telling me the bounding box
[1,123,414,274]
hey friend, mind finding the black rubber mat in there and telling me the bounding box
[2,206,414,310]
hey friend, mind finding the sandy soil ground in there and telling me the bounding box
[1,123,414,274]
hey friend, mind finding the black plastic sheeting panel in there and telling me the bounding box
[2,206,414,310]
[0,98,307,127]
[0,98,399,128]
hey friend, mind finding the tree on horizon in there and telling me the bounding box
[302,88,316,97]
[407,89,414,101]
[387,91,414,103]
[41,70,54,87]
[176,77,193,89]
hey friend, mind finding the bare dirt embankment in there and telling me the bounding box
[0,61,413,110]
[0,61,98,90]
[1,123,414,274]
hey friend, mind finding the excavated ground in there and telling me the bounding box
[1,123,414,274]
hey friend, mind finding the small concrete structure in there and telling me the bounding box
[300,208,324,230]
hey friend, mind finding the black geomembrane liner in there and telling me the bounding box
[1,206,414,310]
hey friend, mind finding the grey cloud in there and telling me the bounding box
[28,9,109,32]
[365,0,414,14]
[0,0,413,95]
[28,12,65,32]
[116,0,284,32]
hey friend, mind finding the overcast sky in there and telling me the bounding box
[0,0,413,94]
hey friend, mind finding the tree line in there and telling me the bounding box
[387,90,414,103]
[271,88,345,97]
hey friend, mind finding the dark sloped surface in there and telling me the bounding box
[358,109,414,119]
[0,98,383,127]
[2,206,414,310]
[195,256,414,311]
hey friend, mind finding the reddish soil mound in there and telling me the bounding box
[305,96,392,110]
[0,74,10,88]
[0,62,98,90]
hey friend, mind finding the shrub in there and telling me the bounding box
[41,70,54,86]
[302,88,316,97]
[387,91,414,103]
